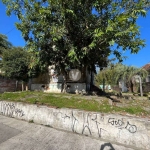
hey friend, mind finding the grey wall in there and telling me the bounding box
[0,77,22,93]
[0,101,150,150]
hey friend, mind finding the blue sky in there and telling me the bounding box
[0,2,150,68]
[0,2,25,47]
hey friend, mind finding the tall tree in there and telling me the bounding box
[2,0,150,79]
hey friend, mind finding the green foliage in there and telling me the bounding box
[0,33,40,80]
[29,120,34,123]
[2,0,150,75]
[95,63,148,88]
[0,33,12,57]
[26,47,46,78]
[1,47,29,81]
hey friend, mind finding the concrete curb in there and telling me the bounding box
[0,101,150,149]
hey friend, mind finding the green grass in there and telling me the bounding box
[0,91,149,117]
[29,120,34,123]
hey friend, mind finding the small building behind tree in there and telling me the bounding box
[30,65,94,93]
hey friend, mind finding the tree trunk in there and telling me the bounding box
[63,75,67,93]
[61,74,67,93]
[28,78,32,90]
[90,70,93,91]
[139,80,143,97]
[15,80,18,91]
[103,78,105,92]
[25,85,28,91]
[60,68,68,93]
[22,81,24,91]
[130,81,134,93]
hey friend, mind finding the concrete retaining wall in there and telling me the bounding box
[0,101,150,149]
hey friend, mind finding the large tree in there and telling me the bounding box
[2,0,150,79]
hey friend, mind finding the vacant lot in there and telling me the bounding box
[0,91,150,118]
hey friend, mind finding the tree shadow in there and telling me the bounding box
[100,143,115,150]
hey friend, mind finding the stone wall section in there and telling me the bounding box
[0,77,22,93]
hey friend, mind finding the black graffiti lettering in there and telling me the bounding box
[108,118,124,127]
[92,114,106,138]
[108,118,115,125]
[0,102,25,117]
[54,112,70,121]
[71,111,78,133]
[108,118,137,133]
[82,125,91,135]
[82,113,92,135]
[14,108,25,117]
[125,121,137,133]
[115,119,124,128]
[63,114,70,120]
[53,111,78,133]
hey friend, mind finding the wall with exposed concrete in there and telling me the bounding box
[0,77,22,93]
[143,82,150,93]
[31,83,87,93]
[0,101,150,150]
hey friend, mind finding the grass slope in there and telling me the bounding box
[0,91,149,117]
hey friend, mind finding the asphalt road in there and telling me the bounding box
[0,115,139,150]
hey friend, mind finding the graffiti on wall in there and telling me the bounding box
[53,110,138,138]
[53,111,108,137]
[0,101,138,140]
[108,118,137,133]
[0,102,25,117]
[91,114,107,137]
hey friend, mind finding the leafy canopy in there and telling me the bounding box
[2,0,150,74]
[2,47,29,81]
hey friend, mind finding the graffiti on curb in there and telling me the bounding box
[91,114,107,137]
[0,101,138,141]
[0,102,25,117]
[108,118,137,133]
[53,111,107,137]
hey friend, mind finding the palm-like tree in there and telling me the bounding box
[0,34,12,70]
[95,63,148,93]
[112,64,147,92]
[0,34,12,57]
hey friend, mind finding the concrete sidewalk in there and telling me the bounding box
[0,115,138,150]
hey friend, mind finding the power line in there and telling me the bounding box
[5,27,16,35]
